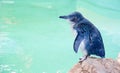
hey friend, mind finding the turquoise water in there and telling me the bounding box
[0,0,120,73]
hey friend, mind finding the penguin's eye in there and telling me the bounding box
[70,17,77,22]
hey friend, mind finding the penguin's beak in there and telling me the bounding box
[59,16,69,19]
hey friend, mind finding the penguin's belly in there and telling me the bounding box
[80,40,85,51]
[79,39,88,55]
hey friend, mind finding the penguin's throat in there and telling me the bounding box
[67,20,76,25]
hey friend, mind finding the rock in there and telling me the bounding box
[117,53,120,64]
[68,57,120,73]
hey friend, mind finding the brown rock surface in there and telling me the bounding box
[117,53,120,64]
[68,57,120,73]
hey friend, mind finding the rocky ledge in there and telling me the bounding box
[68,57,120,73]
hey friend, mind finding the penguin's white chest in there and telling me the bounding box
[80,40,85,50]
[79,39,87,54]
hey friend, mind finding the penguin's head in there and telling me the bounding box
[59,12,84,24]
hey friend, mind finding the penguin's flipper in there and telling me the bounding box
[73,33,83,53]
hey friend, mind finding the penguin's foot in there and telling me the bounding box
[79,55,88,62]
[79,57,86,62]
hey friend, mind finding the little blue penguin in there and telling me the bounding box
[59,12,105,61]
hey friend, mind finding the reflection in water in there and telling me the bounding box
[2,17,17,25]
[0,32,32,73]
[0,32,18,54]
[0,0,15,4]
[0,64,22,73]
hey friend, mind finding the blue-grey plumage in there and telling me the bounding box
[59,12,105,61]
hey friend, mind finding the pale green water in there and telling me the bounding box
[0,0,120,73]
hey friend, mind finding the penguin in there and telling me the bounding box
[59,12,105,61]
